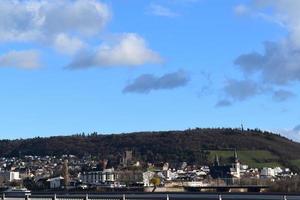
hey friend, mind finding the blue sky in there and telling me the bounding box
[1,0,300,141]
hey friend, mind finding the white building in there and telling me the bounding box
[80,169,116,184]
[274,167,283,176]
[163,169,177,180]
[142,171,155,186]
[0,171,20,182]
[260,167,276,177]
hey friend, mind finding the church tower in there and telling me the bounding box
[214,154,220,166]
[233,149,240,178]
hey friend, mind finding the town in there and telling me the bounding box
[0,150,296,193]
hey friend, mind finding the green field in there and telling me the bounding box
[208,150,282,168]
[290,159,300,167]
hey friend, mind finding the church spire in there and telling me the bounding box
[234,149,239,163]
[214,154,220,166]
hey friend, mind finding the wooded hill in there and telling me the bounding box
[1,128,300,170]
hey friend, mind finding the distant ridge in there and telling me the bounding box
[1,128,300,171]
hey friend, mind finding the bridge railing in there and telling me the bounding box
[0,193,297,200]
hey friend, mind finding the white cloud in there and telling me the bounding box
[0,0,111,55]
[0,0,110,42]
[68,33,163,68]
[0,0,165,69]
[53,34,86,55]
[42,0,110,36]
[148,4,178,17]
[235,1,300,47]
[0,0,41,42]
[225,0,300,106]
[0,50,41,69]
[233,1,300,85]
[253,0,300,47]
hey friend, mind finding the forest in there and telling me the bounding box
[1,128,300,170]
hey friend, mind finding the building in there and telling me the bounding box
[0,171,20,182]
[143,171,155,186]
[260,168,276,177]
[210,150,241,179]
[231,150,241,178]
[47,176,64,189]
[80,169,116,184]
[121,150,133,167]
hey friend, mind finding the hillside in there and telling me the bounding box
[208,150,282,168]
[1,128,300,170]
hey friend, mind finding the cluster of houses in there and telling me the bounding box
[0,151,297,192]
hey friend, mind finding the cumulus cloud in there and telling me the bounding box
[235,41,300,85]
[234,1,300,85]
[41,0,110,36]
[272,89,295,102]
[0,0,110,43]
[68,33,162,68]
[53,34,86,55]
[0,0,164,69]
[0,0,110,58]
[224,0,300,106]
[0,50,40,69]
[253,0,300,47]
[148,4,178,17]
[123,70,190,94]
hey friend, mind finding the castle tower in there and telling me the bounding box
[121,150,133,167]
